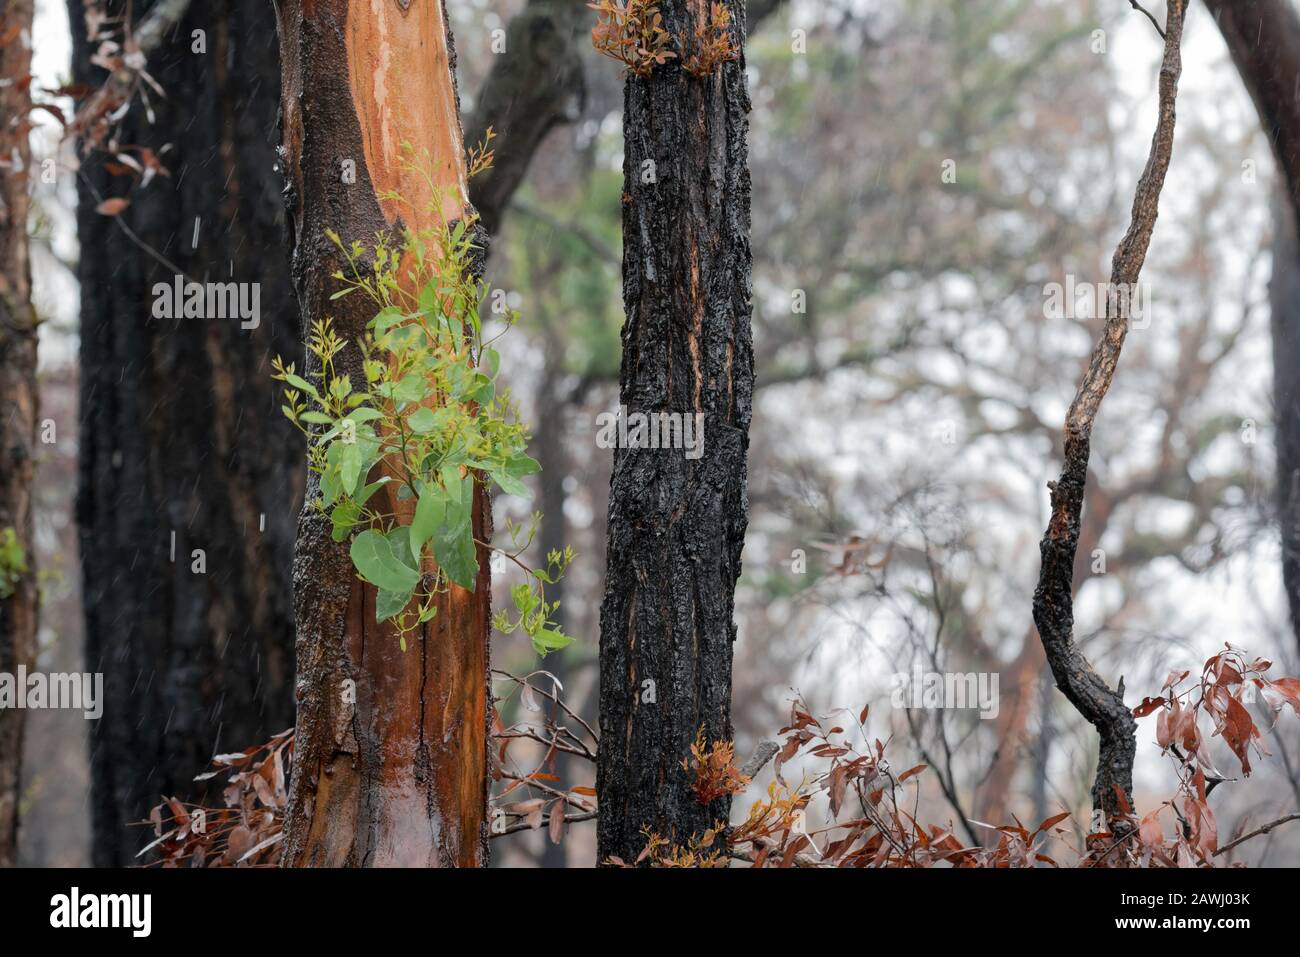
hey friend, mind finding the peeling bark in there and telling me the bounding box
[1032,0,1184,826]
[0,0,37,869]
[595,0,753,864]
[276,0,490,868]
[1205,0,1300,656]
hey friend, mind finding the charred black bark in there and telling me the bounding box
[68,0,299,866]
[595,0,753,864]
[1206,0,1300,656]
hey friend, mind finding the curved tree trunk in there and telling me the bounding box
[275,0,490,868]
[1032,0,1185,829]
[0,0,38,869]
[595,0,754,864]
[68,0,300,866]
[1205,0,1300,656]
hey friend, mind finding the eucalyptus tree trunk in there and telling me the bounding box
[595,0,754,864]
[0,0,38,869]
[275,0,490,867]
[68,0,299,866]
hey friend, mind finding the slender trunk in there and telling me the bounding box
[0,0,38,868]
[1032,0,1185,827]
[276,0,490,867]
[1205,0,1300,656]
[595,0,753,864]
[68,0,299,866]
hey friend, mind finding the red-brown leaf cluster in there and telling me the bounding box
[139,729,292,867]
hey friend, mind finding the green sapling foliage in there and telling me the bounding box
[273,174,573,657]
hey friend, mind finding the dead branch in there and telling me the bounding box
[738,740,780,779]
[1128,1,1166,39]
[1031,0,1186,827]
[1213,812,1300,858]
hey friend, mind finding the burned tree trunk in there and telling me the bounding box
[0,0,38,869]
[67,0,299,866]
[595,1,753,864]
[1205,0,1300,657]
[276,0,491,867]
[1032,0,1184,829]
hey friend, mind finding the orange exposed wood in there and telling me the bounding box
[277,0,489,868]
[345,0,469,229]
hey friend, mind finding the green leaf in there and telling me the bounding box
[505,452,541,477]
[386,526,418,571]
[355,476,391,506]
[491,468,531,500]
[418,278,440,318]
[512,583,539,617]
[533,628,573,656]
[299,410,333,425]
[467,373,495,407]
[284,373,321,401]
[338,441,362,494]
[406,407,438,434]
[329,501,360,542]
[376,585,414,623]
[385,374,425,405]
[350,530,420,593]
[410,484,447,563]
[321,442,344,506]
[371,306,406,333]
[433,490,477,591]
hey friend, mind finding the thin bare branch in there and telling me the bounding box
[1032,0,1186,826]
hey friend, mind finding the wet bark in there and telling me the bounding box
[1032,0,1184,827]
[68,0,300,866]
[1205,0,1300,656]
[595,0,753,864]
[0,0,37,869]
[276,0,491,868]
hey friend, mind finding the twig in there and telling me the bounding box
[496,727,595,761]
[1214,812,1300,858]
[491,810,597,838]
[1128,1,1166,39]
[738,740,779,779]
[493,669,600,747]
[498,771,595,815]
